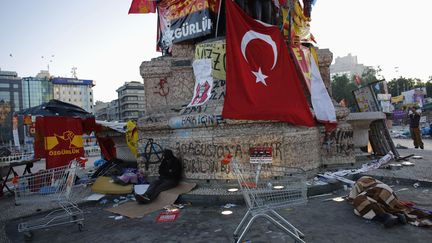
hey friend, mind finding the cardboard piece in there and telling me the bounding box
[106,182,196,218]
[91,176,133,194]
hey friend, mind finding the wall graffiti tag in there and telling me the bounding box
[154,78,170,97]
[322,129,354,156]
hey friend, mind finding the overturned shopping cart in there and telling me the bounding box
[232,160,307,243]
[14,160,84,239]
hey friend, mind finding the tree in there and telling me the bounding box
[387,77,417,97]
[361,66,380,85]
[331,74,358,109]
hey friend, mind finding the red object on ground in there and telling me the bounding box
[222,0,315,127]
[156,211,180,223]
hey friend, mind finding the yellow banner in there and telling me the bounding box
[126,120,138,157]
[391,95,404,103]
[195,40,226,80]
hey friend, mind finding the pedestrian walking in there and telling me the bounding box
[408,106,424,149]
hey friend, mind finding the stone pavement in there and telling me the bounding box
[3,185,432,243]
[1,141,432,242]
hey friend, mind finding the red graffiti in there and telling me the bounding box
[154,78,169,97]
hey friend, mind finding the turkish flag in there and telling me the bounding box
[222,0,315,127]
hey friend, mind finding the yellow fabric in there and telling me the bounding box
[125,120,138,157]
[91,176,133,194]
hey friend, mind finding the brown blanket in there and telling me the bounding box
[348,176,432,227]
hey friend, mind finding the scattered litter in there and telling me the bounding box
[422,189,429,193]
[108,216,116,218]
[99,199,108,205]
[388,163,402,170]
[401,161,415,166]
[265,231,272,234]
[395,188,409,192]
[413,182,420,188]
[396,144,408,149]
[172,203,185,209]
[214,228,222,233]
[84,193,105,201]
[113,199,120,203]
[163,205,180,212]
[223,203,237,209]
[412,155,423,159]
[114,216,123,220]
[134,184,150,195]
[156,211,180,223]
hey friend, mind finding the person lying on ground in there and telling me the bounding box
[348,176,432,228]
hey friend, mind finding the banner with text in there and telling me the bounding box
[157,0,219,51]
[41,117,84,169]
[195,40,226,80]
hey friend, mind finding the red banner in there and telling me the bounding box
[36,117,84,169]
[128,0,156,14]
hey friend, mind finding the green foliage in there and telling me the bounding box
[331,74,357,109]
[387,77,421,97]
[361,67,380,85]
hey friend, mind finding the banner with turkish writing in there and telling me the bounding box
[157,0,219,51]
[37,116,84,169]
[222,0,314,127]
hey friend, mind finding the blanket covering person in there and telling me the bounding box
[135,149,182,204]
[348,176,432,228]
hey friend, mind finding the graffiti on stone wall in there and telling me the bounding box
[169,114,225,129]
[322,129,354,156]
[175,141,283,175]
[154,78,170,97]
[181,104,208,115]
[210,80,225,101]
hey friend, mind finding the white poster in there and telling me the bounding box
[188,59,214,107]
[12,116,20,150]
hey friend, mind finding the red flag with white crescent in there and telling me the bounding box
[222,0,315,127]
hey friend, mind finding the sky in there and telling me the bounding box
[1,0,431,102]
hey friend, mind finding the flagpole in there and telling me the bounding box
[215,0,223,37]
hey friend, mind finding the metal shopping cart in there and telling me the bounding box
[232,160,307,243]
[14,160,84,239]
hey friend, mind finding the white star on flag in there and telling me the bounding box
[252,68,268,86]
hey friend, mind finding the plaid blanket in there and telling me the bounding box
[348,176,432,227]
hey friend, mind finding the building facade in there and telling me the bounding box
[22,70,53,109]
[94,101,109,121]
[0,69,23,144]
[330,53,368,78]
[51,77,95,113]
[107,99,120,121]
[117,81,145,121]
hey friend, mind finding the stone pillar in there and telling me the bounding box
[317,48,333,96]
[316,49,355,166]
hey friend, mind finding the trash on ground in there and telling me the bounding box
[412,155,423,159]
[156,211,180,223]
[84,193,105,201]
[91,176,133,194]
[223,203,237,209]
[388,163,402,170]
[413,182,420,188]
[401,161,415,166]
[214,228,222,232]
[396,144,408,149]
[134,184,150,195]
[114,216,123,220]
[395,188,409,192]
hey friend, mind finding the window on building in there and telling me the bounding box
[0,83,9,88]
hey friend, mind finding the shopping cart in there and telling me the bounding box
[232,160,307,243]
[14,160,84,239]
